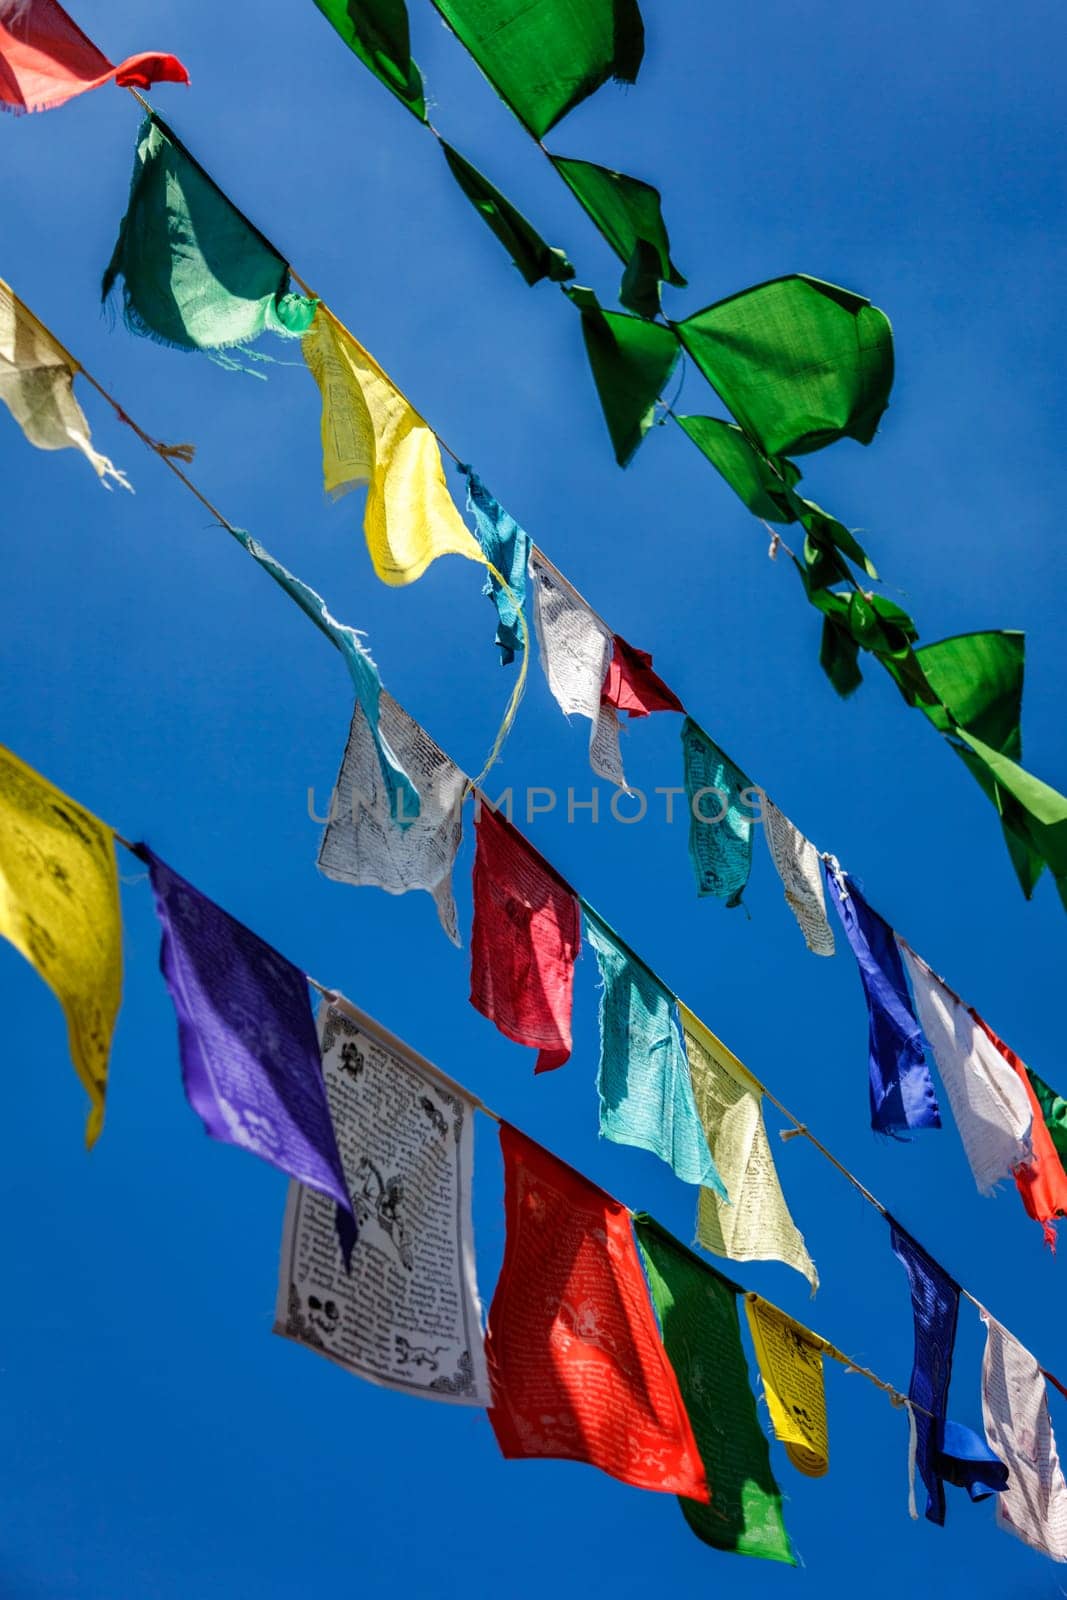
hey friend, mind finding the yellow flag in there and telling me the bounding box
[745,1294,830,1477]
[0,746,123,1146]
[302,310,485,585]
[679,1003,818,1292]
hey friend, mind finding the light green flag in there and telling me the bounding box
[312,0,426,119]
[551,156,684,317]
[439,142,575,285]
[633,1216,794,1564]
[566,286,679,466]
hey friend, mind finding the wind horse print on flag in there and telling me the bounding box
[0,0,187,113]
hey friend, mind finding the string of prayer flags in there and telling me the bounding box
[311,0,426,121]
[585,913,724,1191]
[889,1220,959,1525]
[966,1015,1067,1246]
[565,285,680,466]
[681,717,754,907]
[463,468,530,664]
[761,799,835,956]
[980,1312,1067,1561]
[898,944,1033,1197]
[551,157,684,318]
[275,1000,490,1403]
[529,551,627,788]
[439,143,575,287]
[469,805,580,1072]
[0,744,122,1147]
[824,864,940,1135]
[0,277,130,488]
[744,1295,830,1476]
[600,634,683,719]
[137,845,353,1223]
[0,0,187,114]
[673,275,894,458]
[680,1004,818,1291]
[633,1216,795,1563]
[429,0,645,139]
[318,691,465,945]
[102,116,316,357]
[486,1127,708,1500]
[302,310,486,585]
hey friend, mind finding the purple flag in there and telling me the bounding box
[889,1219,959,1525]
[138,844,351,1214]
[823,863,940,1135]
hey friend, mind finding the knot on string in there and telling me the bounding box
[768,531,782,561]
[780,1124,807,1143]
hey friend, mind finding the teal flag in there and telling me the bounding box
[681,718,754,906]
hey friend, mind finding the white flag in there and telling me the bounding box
[529,552,627,789]
[762,799,834,956]
[981,1311,1067,1561]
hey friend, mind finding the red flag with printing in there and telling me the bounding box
[600,634,684,719]
[972,1009,1067,1248]
[486,1124,709,1501]
[0,0,188,114]
[470,804,580,1073]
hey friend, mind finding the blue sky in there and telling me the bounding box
[2,0,1066,1594]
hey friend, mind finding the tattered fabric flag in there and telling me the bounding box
[968,1015,1067,1247]
[470,805,580,1072]
[0,744,122,1147]
[275,1000,490,1404]
[601,634,684,719]
[0,0,187,114]
[981,1311,1067,1561]
[676,414,801,523]
[889,1220,959,1526]
[898,944,1032,1196]
[823,864,940,1136]
[761,799,834,956]
[318,691,465,944]
[551,157,684,318]
[102,116,316,356]
[745,1295,829,1476]
[1024,1062,1067,1170]
[680,1004,818,1291]
[138,845,351,1217]
[681,717,754,906]
[311,0,426,120]
[231,529,418,825]
[586,913,724,1190]
[302,310,485,585]
[565,285,679,466]
[486,1126,708,1501]
[0,277,130,487]
[938,1419,1009,1502]
[463,467,530,664]
[430,0,644,139]
[633,1216,795,1564]
[440,143,575,287]
[674,275,894,458]
[529,550,627,788]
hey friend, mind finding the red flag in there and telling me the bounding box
[600,634,684,719]
[0,0,188,114]
[972,1009,1067,1248]
[486,1124,709,1502]
[470,805,580,1073]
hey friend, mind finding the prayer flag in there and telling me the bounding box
[1024,1062,1067,1170]
[566,285,679,466]
[889,1220,959,1525]
[980,1312,1067,1560]
[761,798,834,956]
[745,1295,829,1475]
[681,718,754,906]
[463,467,530,664]
[530,551,627,788]
[311,0,425,120]
[600,634,683,718]
[440,143,575,286]
[968,1014,1067,1246]
[0,0,187,114]
[551,156,684,318]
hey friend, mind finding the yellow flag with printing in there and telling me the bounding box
[745,1293,830,1477]
[0,746,123,1146]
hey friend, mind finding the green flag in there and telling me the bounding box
[633,1216,794,1564]
[430,0,644,137]
[1024,1066,1067,1169]
[677,414,800,522]
[439,142,575,285]
[674,275,893,458]
[312,0,426,119]
[551,156,684,317]
[566,286,679,466]
[102,115,316,356]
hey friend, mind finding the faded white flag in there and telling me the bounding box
[762,799,834,956]
[981,1311,1067,1561]
[529,551,627,789]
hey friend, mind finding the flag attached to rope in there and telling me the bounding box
[681,718,754,906]
[102,115,316,356]
[680,1004,818,1291]
[980,1311,1067,1561]
[470,806,580,1072]
[586,912,723,1190]
[318,691,465,944]
[600,634,683,719]
[761,798,834,956]
[440,143,575,287]
[889,1220,959,1525]
[968,1014,1067,1246]
[138,845,352,1217]
[566,285,679,466]
[745,1295,830,1476]
[302,310,485,584]
[463,467,530,664]
[0,277,130,487]
[0,744,122,1146]
[633,1216,794,1563]
[0,0,187,114]
[529,550,627,788]
[824,864,940,1135]
[486,1126,708,1501]
[898,944,1032,1196]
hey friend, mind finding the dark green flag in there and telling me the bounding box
[677,414,800,522]
[674,275,893,458]
[566,286,679,466]
[102,116,316,356]
[439,142,574,285]
[1025,1066,1067,1169]
[312,0,426,119]
[429,0,644,137]
[633,1216,794,1564]
[551,156,684,317]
